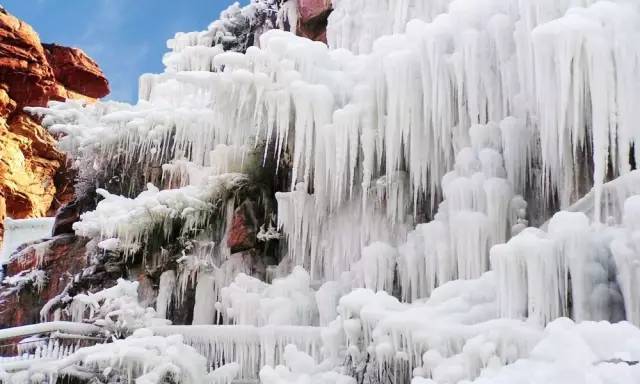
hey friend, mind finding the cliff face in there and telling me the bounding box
[0,0,329,329]
[0,7,109,240]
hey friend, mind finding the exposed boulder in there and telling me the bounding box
[43,44,110,99]
[296,0,332,42]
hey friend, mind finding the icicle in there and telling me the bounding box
[611,196,640,326]
[499,117,531,194]
[355,242,397,293]
[192,271,216,325]
[156,270,176,319]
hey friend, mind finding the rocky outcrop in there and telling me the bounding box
[0,234,90,327]
[296,0,332,42]
[0,7,109,241]
[43,44,110,99]
[227,200,259,254]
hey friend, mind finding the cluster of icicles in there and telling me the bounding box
[1,338,82,363]
[27,0,640,382]
[33,0,640,278]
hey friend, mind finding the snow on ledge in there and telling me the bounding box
[0,217,55,264]
[0,321,101,341]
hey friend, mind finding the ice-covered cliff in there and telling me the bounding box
[2,0,640,383]
[0,7,109,247]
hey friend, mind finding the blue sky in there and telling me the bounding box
[2,0,243,103]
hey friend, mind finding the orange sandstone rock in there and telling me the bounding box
[0,7,109,242]
[43,44,110,99]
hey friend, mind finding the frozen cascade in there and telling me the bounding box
[275,184,411,280]
[192,272,217,325]
[327,0,453,54]
[492,211,625,325]
[31,0,640,277]
[13,0,640,383]
[395,119,525,302]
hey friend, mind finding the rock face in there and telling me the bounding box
[296,0,332,42]
[0,234,90,327]
[0,7,109,241]
[43,44,110,99]
[227,200,259,254]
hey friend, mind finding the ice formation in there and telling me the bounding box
[467,318,640,384]
[10,329,230,384]
[151,324,323,381]
[9,0,640,383]
[217,266,318,326]
[0,218,54,263]
[259,344,356,384]
[73,174,247,258]
[2,269,47,294]
[41,279,170,338]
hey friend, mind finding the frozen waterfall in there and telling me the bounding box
[15,0,640,383]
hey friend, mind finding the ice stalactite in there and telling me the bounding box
[177,248,257,325]
[465,318,640,384]
[32,0,640,256]
[156,270,176,320]
[61,279,170,336]
[276,184,410,281]
[565,170,640,223]
[315,281,343,327]
[20,329,217,384]
[151,324,323,381]
[492,211,625,326]
[611,195,640,327]
[0,218,55,264]
[396,118,524,302]
[497,117,532,197]
[192,271,217,325]
[352,242,397,293]
[532,1,640,217]
[327,0,451,54]
[217,267,318,327]
[1,269,48,294]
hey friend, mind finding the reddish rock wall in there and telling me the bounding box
[0,7,109,241]
[296,0,332,42]
[0,234,89,327]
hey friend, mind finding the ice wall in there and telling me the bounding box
[18,0,640,382]
[34,0,640,282]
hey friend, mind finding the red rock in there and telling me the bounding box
[296,0,332,23]
[295,0,332,43]
[227,200,259,253]
[0,8,109,244]
[0,84,15,116]
[0,9,59,107]
[43,44,109,99]
[0,235,89,328]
